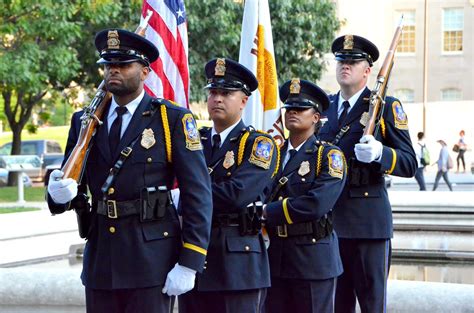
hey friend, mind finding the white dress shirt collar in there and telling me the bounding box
[211,119,242,147]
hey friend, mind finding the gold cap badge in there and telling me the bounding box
[107,30,120,50]
[343,35,354,50]
[215,58,226,76]
[289,78,301,94]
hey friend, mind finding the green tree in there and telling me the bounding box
[0,0,141,158]
[186,0,339,102]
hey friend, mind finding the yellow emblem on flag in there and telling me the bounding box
[343,35,354,50]
[107,30,120,50]
[249,136,274,169]
[182,114,202,151]
[141,128,156,149]
[256,25,278,111]
[392,101,408,130]
[327,149,344,179]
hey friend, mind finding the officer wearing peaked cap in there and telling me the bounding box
[318,35,417,313]
[261,78,346,313]
[179,58,278,313]
[47,28,212,313]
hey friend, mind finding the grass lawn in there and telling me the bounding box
[0,121,212,152]
[0,186,46,202]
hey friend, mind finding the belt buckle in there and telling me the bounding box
[278,177,288,185]
[277,225,288,237]
[107,200,118,219]
[208,167,214,175]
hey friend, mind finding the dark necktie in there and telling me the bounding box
[109,106,128,155]
[211,134,221,158]
[284,149,297,169]
[338,101,350,127]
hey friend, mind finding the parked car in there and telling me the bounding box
[0,168,32,187]
[0,140,63,181]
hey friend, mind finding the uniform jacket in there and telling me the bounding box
[196,120,278,291]
[48,92,212,289]
[265,135,345,280]
[318,87,417,239]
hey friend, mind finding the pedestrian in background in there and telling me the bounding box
[414,132,427,191]
[455,130,467,173]
[432,139,453,191]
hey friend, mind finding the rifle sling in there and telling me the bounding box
[100,103,161,197]
[331,125,350,146]
[266,171,296,203]
[100,137,141,197]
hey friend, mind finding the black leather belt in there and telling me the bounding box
[97,200,141,219]
[212,213,240,227]
[271,216,332,239]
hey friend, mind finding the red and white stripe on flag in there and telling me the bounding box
[239,0,285,146]
[141,0,189,108]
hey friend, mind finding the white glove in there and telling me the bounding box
[162,263,196,296]
[354,135,383,163]
[47,170,78,204]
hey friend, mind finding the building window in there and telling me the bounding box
[394,89,415,103]
[397,11,415,53]
[441,88,462,101]
[443,8,463,52]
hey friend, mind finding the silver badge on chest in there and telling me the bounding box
[141,128,156,149]
[298,161,310,176]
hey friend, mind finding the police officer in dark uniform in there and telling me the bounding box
[47,29,212,313]
[318,35,417,313]
[262,79,346,313]
[178,58,278,313]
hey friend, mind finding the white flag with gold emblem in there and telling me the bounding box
[239,0,284,146]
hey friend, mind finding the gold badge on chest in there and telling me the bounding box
[223,151,235,169]
[298,161,310,176]
[141,128,156,149]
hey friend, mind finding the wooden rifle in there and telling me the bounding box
[61,11,153,182]
[363,16,404,138]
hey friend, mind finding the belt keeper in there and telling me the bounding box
[121,147,132,157]
[277,224,288,237]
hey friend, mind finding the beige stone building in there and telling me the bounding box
[317,0,474,171]
[319,0,473,103]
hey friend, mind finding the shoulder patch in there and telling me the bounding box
[392,101,408,130]
[327,149,344,179]
[182,113,202,151]
[248,136,274,169]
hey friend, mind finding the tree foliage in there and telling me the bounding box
[187,0,339,102]
[0,0,141,156]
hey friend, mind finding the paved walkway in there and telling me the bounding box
[0,189,472,267]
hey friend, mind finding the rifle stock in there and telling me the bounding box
[363,16,404,138]
[61,10,153,182]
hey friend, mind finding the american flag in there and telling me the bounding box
[141,0,189,108]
